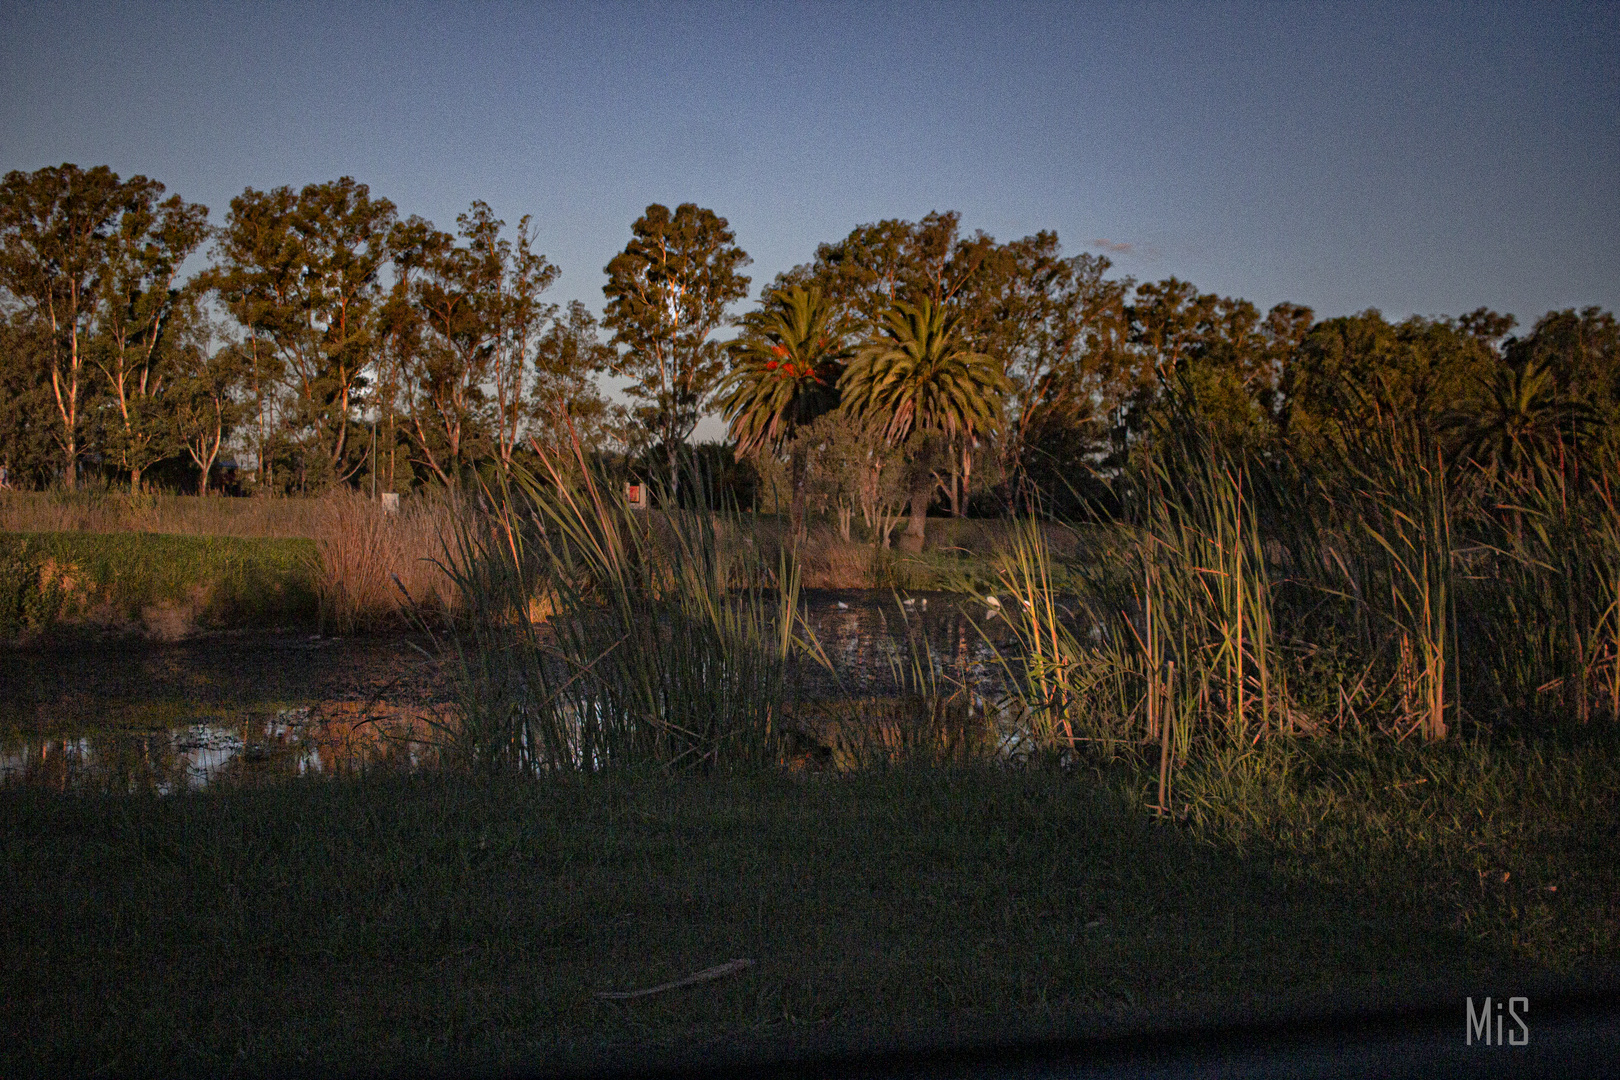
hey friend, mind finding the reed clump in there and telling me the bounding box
[432,441,806,775]
[977,418,1310,802]
[969,384,1620,816]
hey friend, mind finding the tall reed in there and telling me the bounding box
[971,421,1297,783]
[432,435,805,774]
[1334,414,1458,741]
[972,516,1091,750]
[1463,459,1620,727]
[1135,430,1297,749]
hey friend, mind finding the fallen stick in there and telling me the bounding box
[593,958,755,1001]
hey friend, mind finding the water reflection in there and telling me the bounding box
[1,592,1034,792]
[794,591,1010,698]
[0,703,450,794]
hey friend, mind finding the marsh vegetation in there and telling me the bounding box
[3,168,1618,1074]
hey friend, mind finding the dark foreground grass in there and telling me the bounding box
[1,531,319,636]
[1152,732,1620,972]
[4,754,1591,1078]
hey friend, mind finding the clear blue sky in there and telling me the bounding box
[4,2,1616,383]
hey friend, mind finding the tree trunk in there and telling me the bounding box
[789,443,807,539]
[51,327,81,490]
[667,441,680,509]
[900,485,928,553]
[961,440,973,518]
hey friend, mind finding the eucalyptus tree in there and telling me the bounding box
[1169,295,1312,451]
[0,164,128,487]
[528,299,623,462]
[1282,310,1501,463]
[772,211,995,341]
[968,235,1132,510]
[1125,277,1215,382]
[1107,276,1321,459]
[94,178,210,492]
[719,286,850,534]
[171,328,247,494]
[212,178,396,488]
[483,209,561,471]
[0,312,54,486]
[389,203,559,485]
[602,203,750,500]
[390,218,482,485]
[839,297,1009,550]
[209,229,287,492]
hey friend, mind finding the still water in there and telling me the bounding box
[0,703,452,794]
[1,591,1022,792]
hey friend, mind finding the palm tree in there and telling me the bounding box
[1443,355,1600,480]
[718,287,849,534]
[839,298,1009,550]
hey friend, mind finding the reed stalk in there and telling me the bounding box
[432,428,806,774]
[1468,458,1620,727]
[1339,415,1456,741]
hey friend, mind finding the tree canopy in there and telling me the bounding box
[2,162,1616,532]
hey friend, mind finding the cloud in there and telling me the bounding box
[1090,238,1135,255]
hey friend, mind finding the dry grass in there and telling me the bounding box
[309,488,460,634]
[797,525,880,589]
[768,518,1081,590]
[0,490,323,538]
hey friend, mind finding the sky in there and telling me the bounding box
[3,0,1616,433]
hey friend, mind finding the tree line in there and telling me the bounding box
[3,163,1616,546]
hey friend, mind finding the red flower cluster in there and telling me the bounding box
[760,342,829,383]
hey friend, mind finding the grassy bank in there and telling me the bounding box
[754,516,1083,592]
[1,532,320,638]
[10,746,1605,1077]
[0,489,1070,639]
[0,490,326,538]
[1,489,461,637]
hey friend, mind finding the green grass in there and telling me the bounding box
[0,531,320,635]
[7,749,1605,1077]
[1146,732,1620,971]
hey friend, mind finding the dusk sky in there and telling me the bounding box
[4,1,1616,431]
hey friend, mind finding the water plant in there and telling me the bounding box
[431,429,807,774]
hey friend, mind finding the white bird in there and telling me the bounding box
[836,601,849,609]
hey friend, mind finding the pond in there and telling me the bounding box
[0,591,1027,792]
